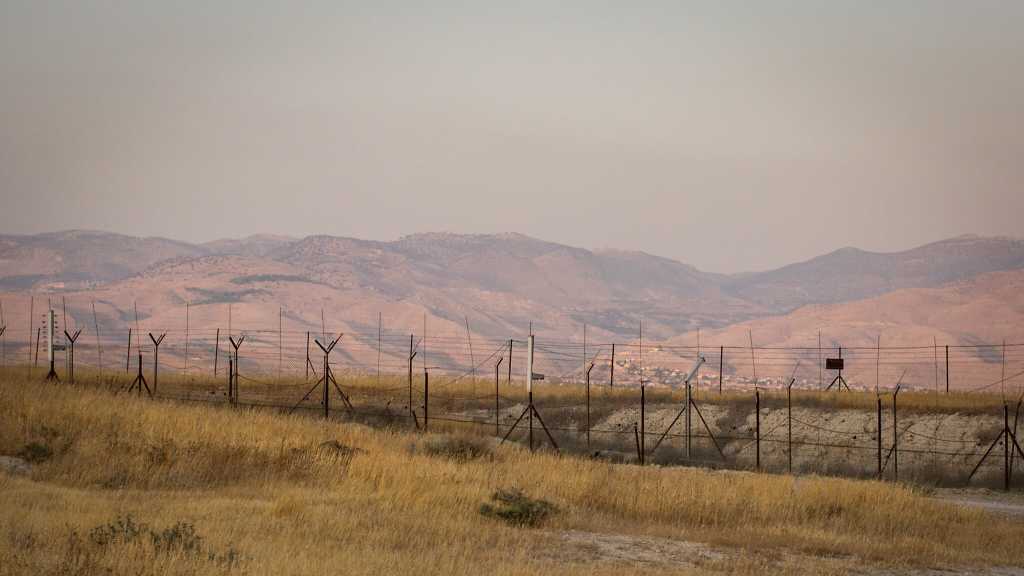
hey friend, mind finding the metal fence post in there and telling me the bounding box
[719,346,724,393]
[1005,404,1010,491]
[787,384,792,474]
[893,391,899,482]
[755,389,761,471]
[640,383,646,465]
[877,397,883,479]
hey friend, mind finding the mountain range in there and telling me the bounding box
[0,230,1021,388]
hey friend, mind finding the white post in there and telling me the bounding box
[684,355,705,459]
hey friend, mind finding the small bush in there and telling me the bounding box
[479,488,556,527]
[316,440,363,461]
[146,441,174,465]
[77,515,242,568]
[18,442,52,464]
[88,515,145,547]
[150,521,203,554]
[421,435,494,461]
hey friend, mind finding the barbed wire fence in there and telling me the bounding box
[2,296,1024,490]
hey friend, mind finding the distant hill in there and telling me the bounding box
[723,235,1024,311]
[261,232,753,339]
[0,230,204,290]
[202,234,297,258]
[656,269,1024,391]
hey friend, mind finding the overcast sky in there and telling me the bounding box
[1,1,1021,273]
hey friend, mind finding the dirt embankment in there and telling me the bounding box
[579,402,1011,484]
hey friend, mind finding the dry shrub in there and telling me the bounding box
[418,434,495,462]
[17,442,52,464]
[4,375,1024,574]
[59,515,242,575]
[479,488,557,527]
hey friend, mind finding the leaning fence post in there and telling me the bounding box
[125,328,132,373]
[423,369,429,431]
[0,323,6,371]
[91,301,102,381]
[892,389,899,482]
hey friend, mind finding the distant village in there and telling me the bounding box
[561,357,925,392]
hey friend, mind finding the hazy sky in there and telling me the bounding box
[1,1,1021,273]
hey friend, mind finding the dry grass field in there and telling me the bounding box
[2,374,1024,575]
[64,366,1024,485]
[2,364,1019,484]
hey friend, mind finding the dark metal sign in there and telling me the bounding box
[825,358,844,370]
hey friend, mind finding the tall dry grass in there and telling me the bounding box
[1,375,1023,575]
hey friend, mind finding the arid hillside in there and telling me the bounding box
[0,232,1021,390]
[655,270,1024,391]
[0,231,764,343]
[1,231,1022,341]
[721,234,1024,311]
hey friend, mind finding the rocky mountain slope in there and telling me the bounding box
[0,231,1021,376]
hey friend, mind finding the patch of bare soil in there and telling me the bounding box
[863,568,1024,575]
[550,530,727,569]
[0,456,30,476]
[591,402,1008,476]
[548,528,1024,575]
[933,488,1024,520]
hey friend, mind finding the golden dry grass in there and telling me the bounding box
[1,374,1023,575]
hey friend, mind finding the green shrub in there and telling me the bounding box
[479,488,556,527]
[18,441,52,464]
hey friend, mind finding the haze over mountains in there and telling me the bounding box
[0,227,1019,327]
[0,230,1022,345]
